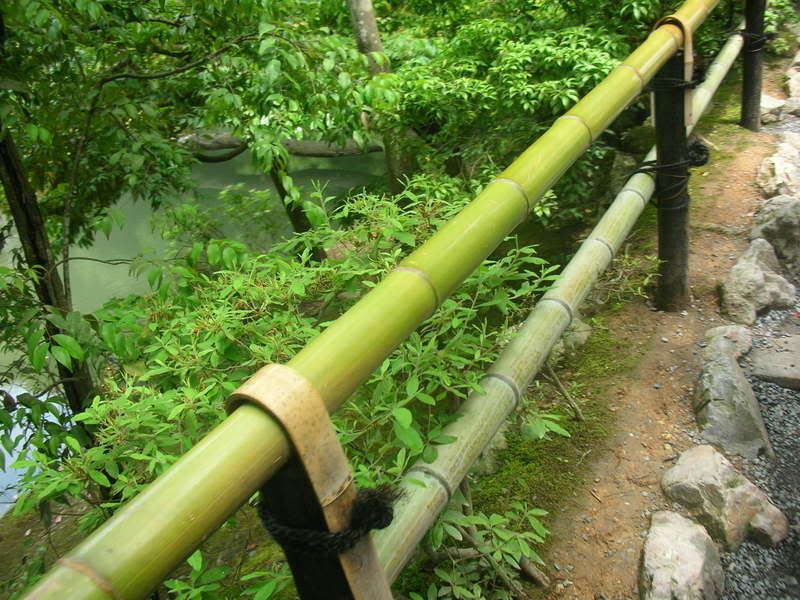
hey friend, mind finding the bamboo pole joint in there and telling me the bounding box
[481,373,523,409]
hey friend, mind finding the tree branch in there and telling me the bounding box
[194,142,248,163]
[99,33,257,84]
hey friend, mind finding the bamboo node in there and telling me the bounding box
[57,559,121,600]
[482,373,522,409]
[556,114,594,148]
[588,237,615,259]
[491,177,532,215]
[538,297,574,323]
[393,265,441,310]
[407,465,453,502]
[616,63,646,91]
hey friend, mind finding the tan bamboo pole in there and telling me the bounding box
[374,28,744,580]
[24,3,720,598]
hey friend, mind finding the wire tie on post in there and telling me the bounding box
[630,140,708,209]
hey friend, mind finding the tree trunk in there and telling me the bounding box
[346,0,412,193]
[269,158,327,261]
[0,123,94,415]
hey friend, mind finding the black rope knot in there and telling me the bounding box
[631,140,709,211]
[646,61,707,92]
[258,485,401,555]
[739,29,774,53]
[686,139,709,168]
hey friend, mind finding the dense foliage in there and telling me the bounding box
[0,0,790,597]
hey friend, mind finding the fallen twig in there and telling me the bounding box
[543,363,585,421]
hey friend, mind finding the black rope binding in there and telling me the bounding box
[739,30,774,53]
[645,63,706,92]
[631,140,709,211]
[258,485,401,555]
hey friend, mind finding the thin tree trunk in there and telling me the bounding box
[346,0,412,193]
[268,158,326,261]
[0,123,94,415]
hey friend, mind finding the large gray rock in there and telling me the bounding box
[761,94,786,123]
[720,239,796,325]
[757,143,800,198]
[785,96,800,117]
[661,446,789,550]
[751,195,800,277]
[693,325,774,458]
[787,70,800,99]
[640,511,724,600]
[782,131,800,151]
[749,335,800,390]
[700,325,752,363]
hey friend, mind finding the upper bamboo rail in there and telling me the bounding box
[26,1,720,597]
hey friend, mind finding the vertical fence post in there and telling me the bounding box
[740,0,767,131]
[654,51,692,311]
[260,458,356,599]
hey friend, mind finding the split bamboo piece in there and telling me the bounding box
[24,2,721,598]
[375,28,745,581]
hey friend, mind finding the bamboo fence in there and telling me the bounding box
[24,1,735,597]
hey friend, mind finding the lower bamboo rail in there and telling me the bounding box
[374,28,745,580]
[25,2,721,598]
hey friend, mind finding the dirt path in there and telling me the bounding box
[539,70,781,599]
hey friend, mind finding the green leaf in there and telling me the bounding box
[147,267,163,290]
[405,375,419,398]
[392,407,413,428]
[88,469,110,487]
[99,218,112,239]
[254,581,278,600]
[64,436,82,454]
[187,550,203,572]
[31,343,48,372]
[207,243,221,266]
[547,422,571,437]
[393,421,423,453]
[54,334,84,360]
[51,346,72,370]
[222,247,237,269]
[188,242,203,266]
[443,523,462,541]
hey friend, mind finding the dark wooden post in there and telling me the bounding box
[740,0,767,131]
[260,458,356,600]
[654,51,691,311]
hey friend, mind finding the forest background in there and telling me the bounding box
[0,0,793,598]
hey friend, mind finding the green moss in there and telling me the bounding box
[470,314,645,516]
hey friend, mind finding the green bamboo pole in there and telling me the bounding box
[375,28,745,581]
[24,2,720,598]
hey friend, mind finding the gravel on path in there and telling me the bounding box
[721,296,800,600]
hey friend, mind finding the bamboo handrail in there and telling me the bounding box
[25,2,720,597]
[375,28,745,579]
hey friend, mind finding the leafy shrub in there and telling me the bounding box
[10,175,558,595]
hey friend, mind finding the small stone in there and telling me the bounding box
[661,337,669,343]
